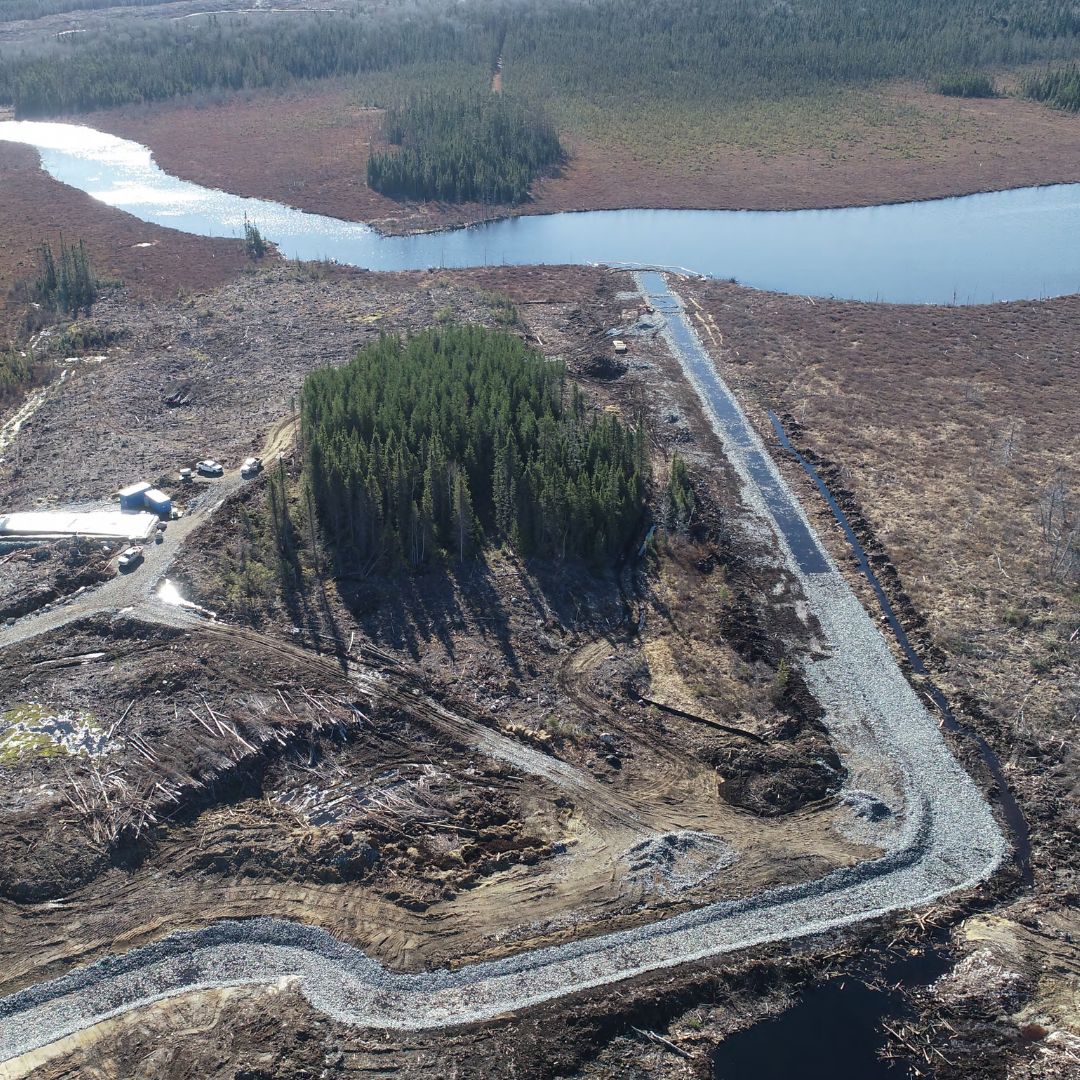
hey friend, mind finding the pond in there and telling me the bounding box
[712,945,952,1079]
[2,120,1079,304]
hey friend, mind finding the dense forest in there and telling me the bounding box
[367,92,564,204]
[0,10,496,116]
[505,0,1080,111]
[300,326,647,570]
[4,2,1080,117]
[1023,64,1080,111]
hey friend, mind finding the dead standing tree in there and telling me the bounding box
[1037,472,1079,583]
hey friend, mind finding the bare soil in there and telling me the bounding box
[89,80,1080,234]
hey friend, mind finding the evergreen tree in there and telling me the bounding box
[367,90,564,205]
[451,463,476,562]
[300,325,647,571]
[33,236,97,315]
[667,453,695,527]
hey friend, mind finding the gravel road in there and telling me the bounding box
[0,275,1007,1060]
[0,472,243,651]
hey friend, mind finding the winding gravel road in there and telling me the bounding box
[0,274,1008,1062]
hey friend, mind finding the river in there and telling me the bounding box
[0,117,1023,1071]
[1,119,1079,303]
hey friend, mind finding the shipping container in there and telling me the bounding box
[117,481,151,512]
[143,488,172,517]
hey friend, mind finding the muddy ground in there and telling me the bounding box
[87,78,1080,235]
[682,279,1079,1078]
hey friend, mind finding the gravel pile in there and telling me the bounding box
[0,274,1007,1062]
[623,830,738,896]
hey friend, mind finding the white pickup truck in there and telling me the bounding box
[241,456,264,479]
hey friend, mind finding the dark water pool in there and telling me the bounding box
[712,947,952,1080]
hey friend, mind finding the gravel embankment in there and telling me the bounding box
[0,275,1007,1061]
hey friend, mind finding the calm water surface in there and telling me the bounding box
[1,120,1077,303]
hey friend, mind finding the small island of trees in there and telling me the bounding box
[366,91,565,204]
[300,325,646,571]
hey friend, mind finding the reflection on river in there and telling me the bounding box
[2,120,1080,304]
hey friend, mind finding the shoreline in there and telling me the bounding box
[73,78,1080,238]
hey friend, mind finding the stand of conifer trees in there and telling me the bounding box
[366,91,564,204]
[300,326,647,571]
[7,3,1080,120]
[0,11,493,117]
[34,237,96,315]
[935,72,996,97]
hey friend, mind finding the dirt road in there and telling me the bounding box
[0,474,242,650]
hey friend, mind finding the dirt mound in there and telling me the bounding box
[624,830,737,896]
[704,739,841,816]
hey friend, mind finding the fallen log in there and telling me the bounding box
[633,694,766,744]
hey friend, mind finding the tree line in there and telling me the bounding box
[0,9,496,116]
[5,2,1080,118]
[300,326,647,571]
[502,0,1080,109]
[367,91,565,204]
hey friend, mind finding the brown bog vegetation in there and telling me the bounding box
[686,279,1079,1077]
[0,141,250,337]
[91,80,1080,234]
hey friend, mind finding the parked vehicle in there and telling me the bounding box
[196,459,224,477]
[612,339,628,354]
[241,456,263,479]
[179,468,193,484]
[117,546,144,571]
